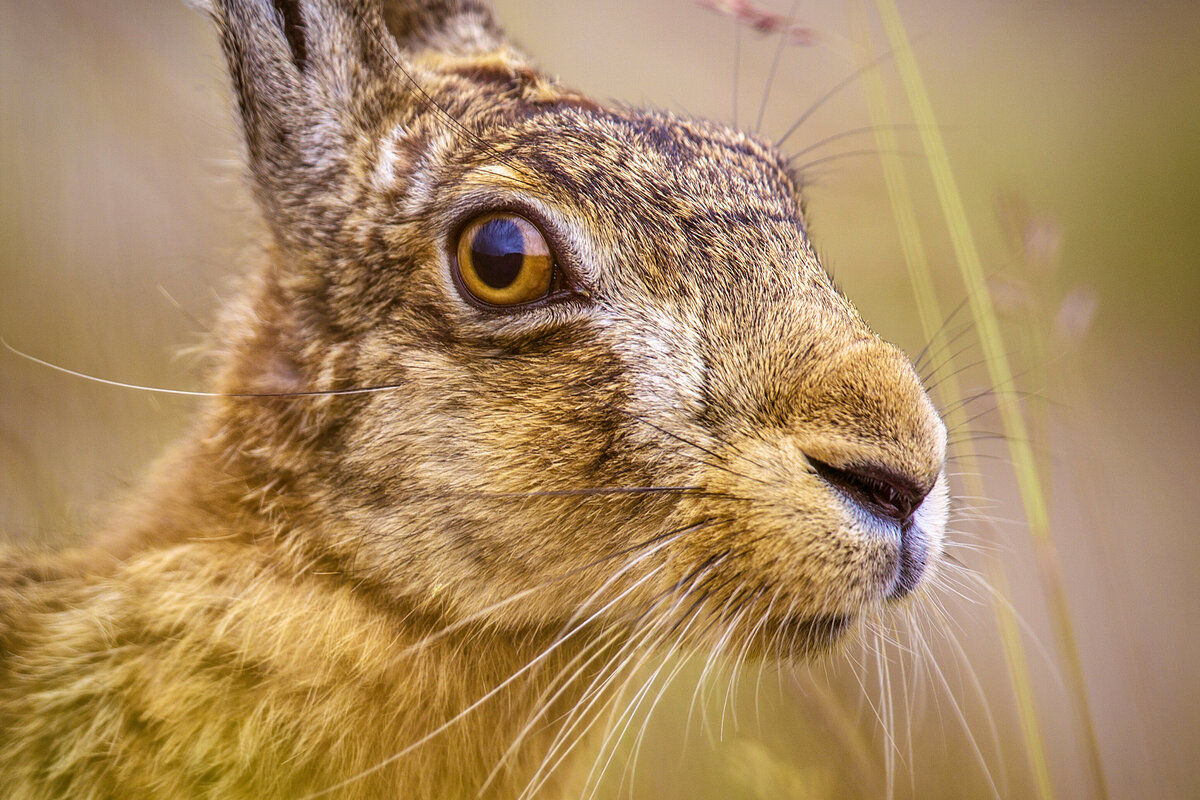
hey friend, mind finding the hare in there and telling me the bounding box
[0,0,949,798]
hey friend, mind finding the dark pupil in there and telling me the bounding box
[471,218,525,290]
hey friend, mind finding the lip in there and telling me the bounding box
[887,521,929,600]
[829,475,945,602]
[846,511,930,602]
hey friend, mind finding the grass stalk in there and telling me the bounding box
[846,6,1056,797]
[869,2,1110,797]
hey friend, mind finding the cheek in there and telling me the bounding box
[330,347,687,614]
[669,434,914,617]
[674,488,899,618]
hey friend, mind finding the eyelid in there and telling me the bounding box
[455,213,555,307]
[444,199,591,312]
[443,189,598,290]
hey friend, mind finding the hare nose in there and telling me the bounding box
[806,456,931,525]
[789,339,947,521]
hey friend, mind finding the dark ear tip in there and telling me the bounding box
[270,0,309,71]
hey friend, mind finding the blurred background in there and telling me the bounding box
[1,1,1196,798]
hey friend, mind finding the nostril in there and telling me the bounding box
[807,457,931,524]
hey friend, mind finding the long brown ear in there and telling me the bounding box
[208,0,505,248]
[381,0,505,54]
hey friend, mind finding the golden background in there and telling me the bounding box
[2,1,1196,797]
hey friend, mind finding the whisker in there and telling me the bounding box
[518,553,732,798]
[552,521,729,642]
[6,329,772,508]
[596,397,775,479]
[298,557,673,799]
[792,147,923,174]
[897,618,918,798]
[924,355,1025,397]
[874,628,896,800]
[920,336,985,386]
[692,582,751,739]
[620,648,695,799]
[919,623,1003,800]
[754,0,803,134]
[478,630,622,793]
[377,524,691,669]
[930,613,1008,797]
[777,45,901,150]
[723,587,774,736]
[788,122,930,160]
[912,292,975,371]
[526,571,718,800]
[1,335,409,399]
[426,485,707,500]
[580,610,703,800]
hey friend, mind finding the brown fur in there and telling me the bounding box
[0,1,948,797]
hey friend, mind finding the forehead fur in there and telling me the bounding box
[381,92,849,306]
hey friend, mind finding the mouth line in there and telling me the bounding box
[808,457,930,525]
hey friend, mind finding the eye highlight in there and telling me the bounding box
[455,213,555,307]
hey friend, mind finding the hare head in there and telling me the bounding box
[203,0,948,658]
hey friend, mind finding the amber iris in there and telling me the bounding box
[455,213,554,306]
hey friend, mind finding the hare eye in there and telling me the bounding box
[455,213,554,307]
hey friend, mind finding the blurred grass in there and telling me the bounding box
[848,5,1056,798]
[2,1,1198,798]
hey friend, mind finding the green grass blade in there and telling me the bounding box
[846,5,1057,797]
[870,2,1110,797]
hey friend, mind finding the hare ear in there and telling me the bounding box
[210,1,505,248]
[381,1,506,54]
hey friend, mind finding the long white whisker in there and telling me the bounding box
[388,519,711,666]
[874,627,896,800]
[581,604,708,800]
[478,631,621,794]
[297,559,671,799]
[519,558,727,800]
[918,618,1003,800]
